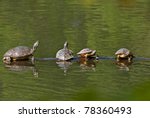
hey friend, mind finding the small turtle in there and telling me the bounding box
[56,41,73,61]
[115,48,134,62]
[77,48,96,58]
[3,41,39,63]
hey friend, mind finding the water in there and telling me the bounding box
[0,0,150,100]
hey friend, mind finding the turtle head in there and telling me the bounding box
[91,50,96,55]
[64,41,68,49]
[32,40,39,53]
[85,50,96,57]
[3,56,12,64]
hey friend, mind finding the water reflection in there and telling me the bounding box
[56,61,72,75]
[115,59,132,71]
[118,0,136,7]
[78,58,97,71]
[4,61,38,77]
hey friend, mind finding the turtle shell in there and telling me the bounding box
[115,48,130,58]
[3,46,32,60]
[56,48,73,61]
[77,48,93,55]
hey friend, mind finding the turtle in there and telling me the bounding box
[3,41,39,64]
[56,41,73,61]
[77,48,96,58]
[115,48,134,62]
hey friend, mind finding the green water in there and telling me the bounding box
[0,0,150,100]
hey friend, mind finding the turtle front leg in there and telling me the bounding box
[84,54,88,60]
[31,56,35,64]
[116,55,120,62]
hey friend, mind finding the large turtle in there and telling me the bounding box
[77,48,96,58]
[3,41,39,64]
[56,41,73,61]
[115,48,134,62]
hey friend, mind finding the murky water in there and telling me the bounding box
[0,0,150,100]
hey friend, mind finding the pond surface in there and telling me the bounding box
[0,0,150,100]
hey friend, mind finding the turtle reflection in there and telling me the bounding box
[56,61,72,75]
[4,61,38,77]
[115,59,132,71]
[78,58,97,71]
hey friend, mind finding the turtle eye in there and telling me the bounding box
[3,58,6,61]
[3,57,11,61]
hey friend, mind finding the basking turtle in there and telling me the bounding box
[56,41,73,61]
[115,48,134,62]
[77,48,96,58]
[3,41,39,64]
